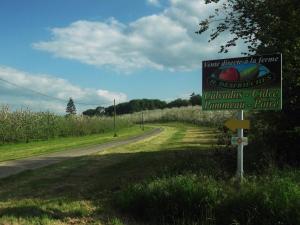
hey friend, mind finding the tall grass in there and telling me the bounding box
[0,106,132,144]
[123,106,232,127]
[115,173,300,225]
[116,174,223,225]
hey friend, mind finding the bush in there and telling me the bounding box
[216,177,300,225]
[115,174,300,225]
[115,174,224,225]
[245,112,300,169]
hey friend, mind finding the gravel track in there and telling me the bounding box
[0,128,163,179]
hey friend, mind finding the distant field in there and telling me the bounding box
[123,105,232,126]
[0,106,133,144]
[0,125,151,162]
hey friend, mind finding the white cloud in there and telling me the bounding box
[0,66,127,113]
[33,0,246,73]
[147,0,160,7]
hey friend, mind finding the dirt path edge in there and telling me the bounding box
[0,127,163,179]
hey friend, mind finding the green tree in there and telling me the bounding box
[82,107,105,117]
[167,98,190,108]
[103,99,168,116]
[66,97,76,115]
[197,0,300,166]
[189,93,202,106]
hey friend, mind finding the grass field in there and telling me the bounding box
[0,125,151,162]
[0,123,298,225]
[0,123,219,224]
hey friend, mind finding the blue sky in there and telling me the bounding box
[0,0,245,113]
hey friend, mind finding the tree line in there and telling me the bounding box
[82,93,202,116]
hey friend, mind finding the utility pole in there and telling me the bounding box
[142,111,144,131]
[140,112,142,129]
[113,99,117,137]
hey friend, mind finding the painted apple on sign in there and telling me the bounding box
[219,67,240,81]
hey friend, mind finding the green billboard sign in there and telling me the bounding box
[202,54,282,110]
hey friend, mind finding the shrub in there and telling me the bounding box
[216,177,300,225]
[115,174,300,225]
[115,174,224,225]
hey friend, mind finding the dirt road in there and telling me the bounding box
[0,128,163,179]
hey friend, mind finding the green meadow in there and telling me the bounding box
[0,122,298,225]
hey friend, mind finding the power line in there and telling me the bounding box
[0,77,66,102]
[0,77,110,107]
